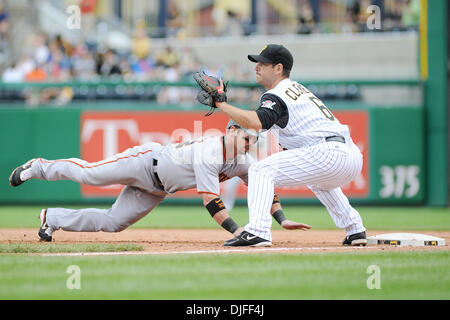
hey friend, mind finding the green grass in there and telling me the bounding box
[0,205,449,230]
[0,243,143,253]
[0,205,448,300]
[0,251,448,299]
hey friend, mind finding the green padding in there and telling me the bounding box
[369,107,425,203]
[0,106,425,205]
[0,109,81,203]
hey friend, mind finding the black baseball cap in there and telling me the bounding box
[248,44,293,71]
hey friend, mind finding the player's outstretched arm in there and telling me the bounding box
[271,194,311,231]
[202,193,242,236]
[215,80,262,131]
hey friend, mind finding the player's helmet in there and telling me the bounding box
[226,119,259,139]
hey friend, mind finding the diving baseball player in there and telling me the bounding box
[221,130,272,212]
[9,122,310,243]
[194,44,366,247]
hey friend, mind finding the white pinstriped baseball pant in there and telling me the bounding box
[244,138,365,241]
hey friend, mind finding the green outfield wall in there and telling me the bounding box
[0,105,424,205]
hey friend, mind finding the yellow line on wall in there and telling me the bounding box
[419,0,428,80]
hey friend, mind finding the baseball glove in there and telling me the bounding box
[196,90,215,115]
[193,72,228,116]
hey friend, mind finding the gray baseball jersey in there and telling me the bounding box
[24,137,255,234]
[155,136,253,196]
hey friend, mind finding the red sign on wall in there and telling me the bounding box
[268,110,370,198]
[80,110,369,198]
[80,111,230,197]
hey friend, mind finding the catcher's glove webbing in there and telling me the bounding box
[193,71,228,116]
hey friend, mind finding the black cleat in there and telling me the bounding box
[38,209,52,242]
[9,159,35,187]
[224,231,272,247]
[343,231,367,246]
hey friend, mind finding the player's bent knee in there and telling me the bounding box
[104,215,131,232]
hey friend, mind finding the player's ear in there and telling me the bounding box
[275,63,283,75]
[228,125,239,133]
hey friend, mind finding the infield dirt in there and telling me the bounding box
[0,229,449,254]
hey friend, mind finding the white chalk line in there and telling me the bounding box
[41,246,371,257]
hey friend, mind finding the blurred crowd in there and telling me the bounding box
[1,0,420,83]
[0,0,419,107]
[0,25,258,107]
[2,18,256,80]
[339,0,420,34]
[0,1,9,67]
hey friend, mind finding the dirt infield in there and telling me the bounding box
[1,228,449,254]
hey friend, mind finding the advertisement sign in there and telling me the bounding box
[81,110,369,198]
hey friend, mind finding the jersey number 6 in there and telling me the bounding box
[309,96,335,121]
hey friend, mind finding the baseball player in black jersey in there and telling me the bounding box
[209,44,366,247]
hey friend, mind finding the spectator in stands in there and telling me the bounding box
[155,45,179,68]
[48,41,71,82]
[297,17,312,35]
[297,1,315,35]
[384,0,403,31]
[0,0,7,33]
[401,0,420,30]
[129,54,154,80]
[0,0,8,58]
[25,62,47,82]
[72,44,97,80]
[131,20,152,60]
[223,10,245,36]
[119,56,134,80]
[166,1,183,38]
[2,61,23,82]
[99,49,122,77]
[53,34,74,58]
[33,33,50,66]
[79,0,97,34]
[342,0,366,33]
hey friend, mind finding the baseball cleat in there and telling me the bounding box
[9,159,35,187]
[342,231,367,246]
[224,231,272,247]
[38,209,53,242]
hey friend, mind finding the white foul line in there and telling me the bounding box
[41,246,371,257]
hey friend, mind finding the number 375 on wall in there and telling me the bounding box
[379,165,420,198]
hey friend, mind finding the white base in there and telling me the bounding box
[367,233,445,247]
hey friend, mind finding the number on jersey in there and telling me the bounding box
[285,83,335,121]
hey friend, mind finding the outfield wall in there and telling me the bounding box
[0,104,424,205]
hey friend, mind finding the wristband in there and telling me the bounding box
[221,217,239,234]
[272,209,286,225]
[273,194,280,204]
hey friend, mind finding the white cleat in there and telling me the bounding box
[9,159,35,187]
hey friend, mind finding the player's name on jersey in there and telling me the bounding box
[285,82,310,100]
